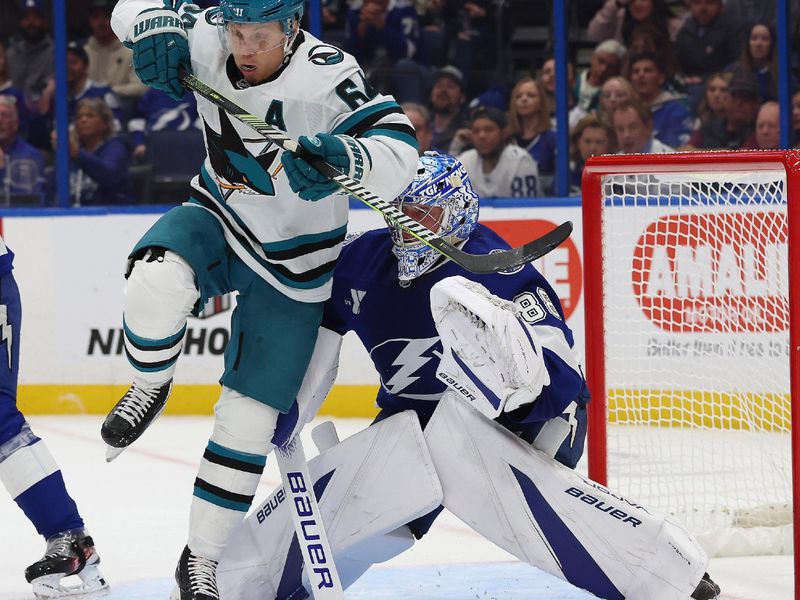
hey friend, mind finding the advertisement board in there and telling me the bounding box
[4,204,583,415]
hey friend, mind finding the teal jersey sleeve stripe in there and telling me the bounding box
[261,224,348,253]
[207,440,267,467]
[362,128,419,150]
[331,101,402,136]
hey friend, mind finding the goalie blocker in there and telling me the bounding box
[217,392,712,600]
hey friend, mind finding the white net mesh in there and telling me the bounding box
[599,167,792,556]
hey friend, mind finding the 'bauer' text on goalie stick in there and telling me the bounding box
[275,435,344,600]
[180,72,572,274]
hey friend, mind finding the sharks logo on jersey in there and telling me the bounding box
[203,107,281,196]
[308,44,344,65]
[370,337,446,400]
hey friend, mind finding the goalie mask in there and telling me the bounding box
[389,152,479,282]
[218,0,304,56]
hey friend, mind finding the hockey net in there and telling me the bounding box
[581,151,800,561]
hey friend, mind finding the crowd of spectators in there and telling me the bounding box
[1,0,799,206]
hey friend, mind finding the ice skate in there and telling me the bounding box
[170,545,220,600]
[101,378,172,461]
[25,528,108,599]
[691,572,721,600]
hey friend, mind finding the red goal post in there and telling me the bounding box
[581,150,800,578]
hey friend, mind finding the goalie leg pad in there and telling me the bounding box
[217,411,442,600]
[431,276,549,418]
[425,391,707,600]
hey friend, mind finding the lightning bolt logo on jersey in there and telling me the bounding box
[371,336,443,401]
[321,225,587,424]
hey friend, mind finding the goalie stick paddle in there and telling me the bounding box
[180,72,573,274]
[276,435,344,600]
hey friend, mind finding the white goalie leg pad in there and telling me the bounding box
[218,411,442,600]
[431,275,549,418]
[425,391,708,600]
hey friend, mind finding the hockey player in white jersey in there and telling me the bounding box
[216,153,721,600]
[99,0,417,598]
[0,236,108,598]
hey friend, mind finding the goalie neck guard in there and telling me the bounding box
[389,152,480,283]
[218,0,304,55]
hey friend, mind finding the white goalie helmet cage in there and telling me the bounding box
[389,152,480,282]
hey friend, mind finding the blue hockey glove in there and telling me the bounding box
[281,133,368,201]
[126,7,191,101]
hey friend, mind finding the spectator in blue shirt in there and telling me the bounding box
[29,40,122,150]
[428,65,468,153]
[726,23,778,102]
[127,88,200,160]
[0,42,30,134]
[36,41,122,126]
[629,52,691,148]
[508,77,556,194]
[0,95,44,204]
[51,97,130,206]
[345,0,420,92]
[569,114,615,194]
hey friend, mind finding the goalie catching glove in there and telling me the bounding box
[431,276,549,419]
[125,7,191,101]
[281,133,370,201]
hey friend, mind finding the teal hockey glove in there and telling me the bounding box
[281,133,369,201]
[126,7,191,101]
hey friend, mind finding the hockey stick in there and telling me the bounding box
[275,435,344,600]
[180,72,572,274]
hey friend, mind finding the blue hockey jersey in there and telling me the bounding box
[0,236,14,277]
[322,224,588,432]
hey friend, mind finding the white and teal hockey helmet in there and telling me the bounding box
[218,0,304,55]
[389,152,480,283]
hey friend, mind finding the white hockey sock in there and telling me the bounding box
[188,388,278,560]
[123,250,199,384]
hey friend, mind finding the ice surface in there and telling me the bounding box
[0,416,792,599]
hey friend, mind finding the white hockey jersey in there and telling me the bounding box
[111,1,418,302]
[458,144,539,199]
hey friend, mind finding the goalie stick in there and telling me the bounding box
[275,435,344,600]
[180,72,572,274]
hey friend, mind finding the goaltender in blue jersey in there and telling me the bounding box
[218,152,722,600]
[99,0,418,598]
[323,179,588,470]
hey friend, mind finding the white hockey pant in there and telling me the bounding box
[123,249,199,384]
